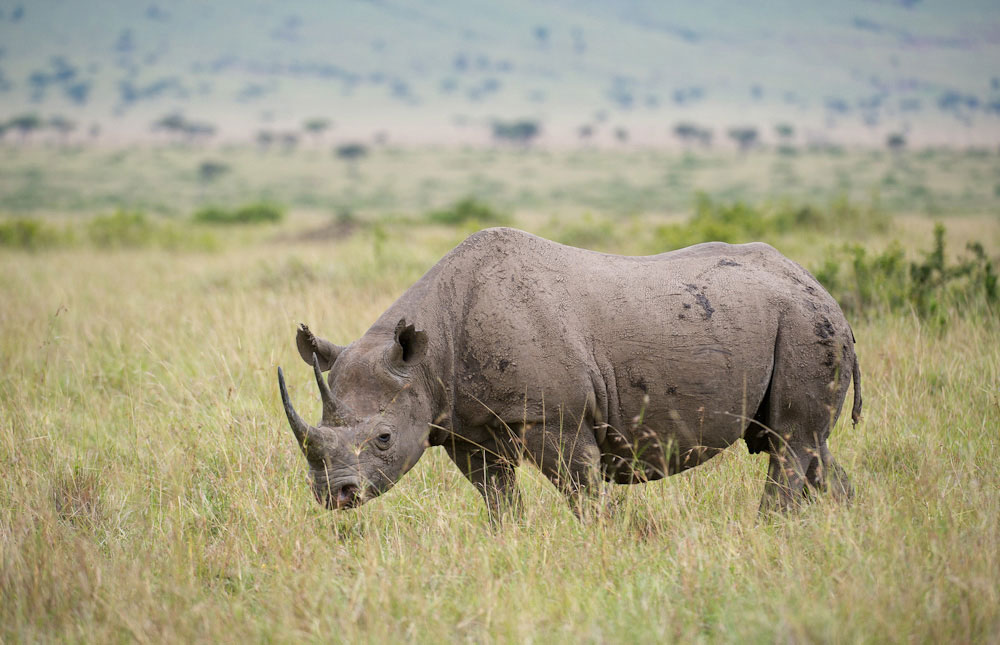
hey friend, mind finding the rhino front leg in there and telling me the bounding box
[523,421,603,519]
[444,438,521,524]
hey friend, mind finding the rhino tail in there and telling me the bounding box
[850,350,862,427]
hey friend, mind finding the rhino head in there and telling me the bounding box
[277,320,433,510]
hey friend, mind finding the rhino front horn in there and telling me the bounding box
[277,366,312,448]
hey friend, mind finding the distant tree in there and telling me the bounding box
[153,112,186,141]
[198,160,229,182]
[534,26,549,46]
[491,119,540,146]
[152,113,214,143]
[577,124,594,140]
[335,142,368,176]
[774,122,795,140]
[65,81,91,105]
[182,121,216,142]
[335,143,369,161]
[7,113,42,141]
[727,126,759,151]
[48,115,77,142]
[279,131,299,150]
[674,122,713,147]
[886,132,907,152]
[825,97,850,114]
[303,117,332,142]
[256,130,275,149]
[614,126,629,143]
[674,122,700,145]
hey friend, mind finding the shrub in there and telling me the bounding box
[427,197,509,226]
[651,192,890,250]
[0,217,64,250]
[87,210,155,248]
[88,210,217,250]
[815,224,997,320]
[546,213,616,250]
[192,206,230,223]
[193,202,284,225]
[232,203,283,224]
[2,212,217,252]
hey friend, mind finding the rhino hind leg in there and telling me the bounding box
[759,442,813,513]
[757,323,855,513]
[804,443,854,503]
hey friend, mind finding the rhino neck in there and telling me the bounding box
[370,261,459,445]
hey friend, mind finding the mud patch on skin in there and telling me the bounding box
[814,317,835,340]
[717,258,741,267]
[683,283,715,320]
[630,376,649,393]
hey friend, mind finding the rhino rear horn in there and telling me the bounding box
[277,366,313,449]
[312,353,337,421]
[296,323,344,371]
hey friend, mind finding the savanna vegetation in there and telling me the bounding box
[1,144,999,642]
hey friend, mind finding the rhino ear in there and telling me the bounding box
[392,318,428,365]
[296,324,345,371]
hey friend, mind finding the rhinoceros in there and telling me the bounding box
[277,227,861,519]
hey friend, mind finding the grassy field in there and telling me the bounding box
[1,146,999,642]
[2,144,1000,218]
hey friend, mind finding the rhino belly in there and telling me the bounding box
[595,311,775,483]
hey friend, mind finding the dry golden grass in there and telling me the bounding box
[1,217,999,642]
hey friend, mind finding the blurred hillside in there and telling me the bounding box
[0,0,998,146]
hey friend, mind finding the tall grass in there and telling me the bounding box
[1,222,999,642]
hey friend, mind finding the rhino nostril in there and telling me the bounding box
[337,483,361,508]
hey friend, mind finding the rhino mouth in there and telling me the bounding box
[314,478,369,510]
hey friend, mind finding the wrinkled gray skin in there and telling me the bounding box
[278,227,861,519]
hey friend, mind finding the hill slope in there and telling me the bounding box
[0,0,998,145]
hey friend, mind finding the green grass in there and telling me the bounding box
[2,151,1000,641]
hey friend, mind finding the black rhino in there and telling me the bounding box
[278,227,861,519]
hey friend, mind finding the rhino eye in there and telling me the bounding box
[375,432,392,450]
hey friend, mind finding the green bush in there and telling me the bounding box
[427,198,509,226]
[86,210,217,251]
[0,217,65,250]
[87,210,155,248]
[815,224,997,320]
[547,213,617,250]
[2,212,217,252]
[193,202,284,225]
[652,192,890,250]
[233,203,283,224]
